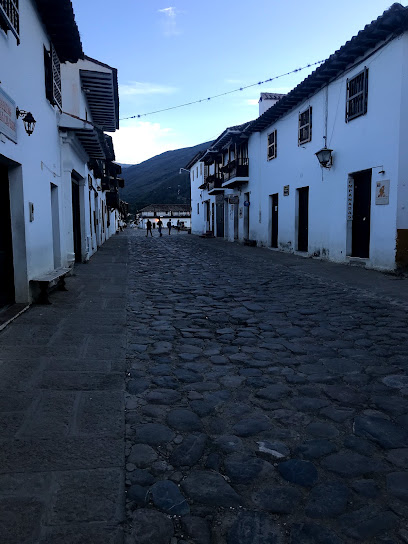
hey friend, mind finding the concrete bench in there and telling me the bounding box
[30,267,71,304]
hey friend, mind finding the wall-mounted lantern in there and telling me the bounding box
[315,147,333,168]
[16,107,36,136]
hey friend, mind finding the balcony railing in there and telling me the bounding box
[208,176,224,192]
[0,0,19,42]
[223,158,249,182]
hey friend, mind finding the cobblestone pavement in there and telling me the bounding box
[125,230,408,544]
[0,237,127,544]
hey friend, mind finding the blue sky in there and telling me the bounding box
[71,0,399,164]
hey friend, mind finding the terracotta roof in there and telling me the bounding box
[34,0,83,63]
[247,3,408,134]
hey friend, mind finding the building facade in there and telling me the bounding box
[188,4,408,271]
[0,1,124,308]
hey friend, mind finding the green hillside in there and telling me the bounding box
[119,141,211,213]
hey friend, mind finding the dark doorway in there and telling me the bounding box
[352,170,372,258]
[0,165,15,306]
[297,186,309,252]
[211,203,215,235]
[271,193,278,248]
[244,193,250,239]
[71,180,82,263]
[216,195,224,237]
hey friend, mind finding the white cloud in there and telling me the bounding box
[246,99,259,106]
[108,122,183,165]
[120,82,178,96]
[158,6,180,36]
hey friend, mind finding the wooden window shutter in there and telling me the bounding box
[52,44,62,110]
[44,47,53,103]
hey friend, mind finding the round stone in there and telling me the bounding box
[150,480,190,515]
[278,459,318,487]
[166,409,203,432]
[129,509,174,544]
[305,483,350,518]
[128,444,158,468]
[252,486,302,514]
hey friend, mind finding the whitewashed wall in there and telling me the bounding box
[0,0,65,301]
[246,36,406,271]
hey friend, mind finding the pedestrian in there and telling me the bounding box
[157,218,163,237]
[146,219,153,237]
[167,220,172,235]
[176,219,181,233]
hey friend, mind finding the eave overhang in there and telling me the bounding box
[59,113,107,159]
[34,0,83,63]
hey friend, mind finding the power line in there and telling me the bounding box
[120,59,325,121]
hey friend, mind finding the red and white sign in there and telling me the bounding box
[0,87,17,143]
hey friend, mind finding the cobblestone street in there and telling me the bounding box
[1,229,408,543]
[125,231,408,544]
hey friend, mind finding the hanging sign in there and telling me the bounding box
[375,180,390,205]
[228,195,239,204]
[244,201,250,207]
[0,87,17,143]
[283,185,290,196]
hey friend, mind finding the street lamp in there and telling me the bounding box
[16,107,36,136]
[315,147,333,168]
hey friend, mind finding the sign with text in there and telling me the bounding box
[283,185,289,196]
[375,180,390,205]
[0,87,17,143]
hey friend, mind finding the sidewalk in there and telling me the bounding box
[0,235,128,544]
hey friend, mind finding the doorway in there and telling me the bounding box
[51,183,61,269]
[297,186,309,252]
[352,170,372,258]
[216,195,224,237]
[211,203,215,235]
[271,193,278,248]
[244,192,250,239]
[234,203,239,240]
[71,179,82,262]
[0,165,15,306]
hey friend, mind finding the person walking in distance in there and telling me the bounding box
[157,218,163,237]
[176,219,181,233]
[146,219,153,237]
[167,220,172,235]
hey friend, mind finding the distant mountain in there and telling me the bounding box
[119,141,211,213]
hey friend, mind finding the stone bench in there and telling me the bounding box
[30,267,71,304]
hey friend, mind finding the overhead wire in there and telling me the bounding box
[120,59,326,121]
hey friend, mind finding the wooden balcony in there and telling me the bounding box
[207,175,225,194]
[222,158,249,187]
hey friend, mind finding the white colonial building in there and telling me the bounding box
[0,0,125,312]
[189,3,408,271]
[138,204,191,230]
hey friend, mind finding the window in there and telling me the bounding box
[346,68,368,122]
[192,169,194,181]
[197,203,199,214]
[298,106,312,145]
[196,166,198,177]
[267,130,277,160]
[200,163,203,175]
[44,44,62,110]
[0,0,19,43]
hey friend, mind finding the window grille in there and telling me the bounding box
[298,107,312,145]
[346,68,368,122]
[0,0,19,43]
[267,129,277,160]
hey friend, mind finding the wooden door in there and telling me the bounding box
[71,180,82,263]
[298,187,309,252]
[0,165,15,306]
[271,193,278,248]
[352,170,371,258]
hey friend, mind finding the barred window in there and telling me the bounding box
[0,0,19,43]
[267,129,277,160]
[299,107,312,145]
[44,44,62,110]
[346,68,368,122]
